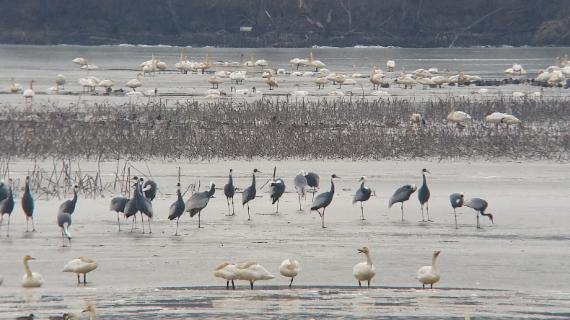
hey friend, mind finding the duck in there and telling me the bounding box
[22,255,44,288]
[417,250,441,289]
[63,257,98,285]
[279,259,301,288]
[235,262,275,290]
[214,262,240,290]
[353,246,375,288]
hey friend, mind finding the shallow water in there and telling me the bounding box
[0,160,569,318]
[1,45,569,107]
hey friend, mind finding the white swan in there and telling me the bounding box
[395,73,416,89]
[265,75,279,90]
[214,262,239,289]
[485,112,506,125]
[72,57,88,66]
[55,74,66,91]
[447,111,471,124]
[279,259,301,288]
[386,60,396,72]
[98,79,114,93]
[353,246,375,288]
[315,76,329,89]
[309,52,326,71]
[126,73,143,91]
[208,76,222,89]
[255,59,268,68]
[63,257,98,284]
[23,80,35,103]
[22,255,44,288]
[430,75,449,88]
[417,250,441,289]
[9,77,23,93]
[235,262,275,290]
[230,71,246,84]
[410,113,424,125]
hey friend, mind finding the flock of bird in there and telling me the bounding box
[7,50,569,104]
[0,167,495,242]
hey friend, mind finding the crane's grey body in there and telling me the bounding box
[0,180,15,237]
[305,172,320,201]
[168,183,185,235]
[223,169,236,215]
[143,179,158,201]
[186,183,215,228]
[310,174,339,228]
[242,169,260,221]
[417,169,432,222]
[57,211,72,247]
[124,179,140,232]
[389,184,417,221]
[110,196,128,231]
[294,171,308,210]
[449,192,464,228]
[21,177,35,232]
[353,177,372,220]
[0,182,7,202]
[59,187,78,215]
[464,197,494,228]
[136,178,154,233]
[270,167,285,213]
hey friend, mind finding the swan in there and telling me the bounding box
[195,55,210,74]
[430,75,449,88]
[428,67,439,74]
[126,73,143,91]
[235,262,275,290]
[10,77,23,93]
[82,303,97,320]
[255,59,268,68]
[512,91,525,98]
[215,70,231,78]
[447,111,471,125]
[79,77,93,93]
[265,74,279,90]
[63,257,98,284]
[417,250,441,289]
[23,80,35,103]
[289,57,310,70]
[353,246,375,288]
[80,64,99,71]
[329,73,347,88]
[208,76,222,89]
[229,71,246,84]
[395,73,416,89]
[55,74,66,91]
[291,71,303,77]
[416,77,435,89]
[485,112,506,125]
[22,255,44,288]
[243,55,256,67]
[315,76,329,89]
[309,52,326,71]
[386,60,396,72]
[500,114,522,127]
[98,79,114,93]
[302,71,315,77]
[72,57,88,66]
[369,67,383,90]
[505,63,526,75]
[279,259,301,288]
[414,68,433,78]
[410,113,425,125]
[214,262,239,289]
[276,68,286,75]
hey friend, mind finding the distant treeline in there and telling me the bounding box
[1,0,570,47]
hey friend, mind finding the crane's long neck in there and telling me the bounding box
[71,190,78,206]
[252,173,256,188]
[422,173,427,187]
[228,173,233,186]
[365,252,373,266]
[176,189,182,202]
[208,185,216,197]
[24,260,32,278]
[330,178,335,194]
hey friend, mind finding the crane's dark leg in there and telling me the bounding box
[368,280,370,288]
[454,208,458,229]
[232,280,235,289]
[427,203,433,222]
[250,281,254,290]
[26,218,29,232]
[175,217,180,236]
[142,214,145,234]
[311,189,315,201]
[148,217,152,234]
[84,273,87,284]
[289,277,294,288]
[477,214,480,229]
[226,198,231,216]
[360,202,365,220]
[32,218,36,232]
[226,281,229,290]
[7,215,10,237]
[117,213,121,232]
[131,215,136,232]
[198,212,203,228]
[358,281,362,288]
[321,208,327,228]
[77,274,81,284]
[401,203,404,221]
[247,204,251,221]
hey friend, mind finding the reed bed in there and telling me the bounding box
[0,97,569,161]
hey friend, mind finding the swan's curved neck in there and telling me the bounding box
[431,255,439,271]
[365,252,373,266]
[24,260,32,278]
